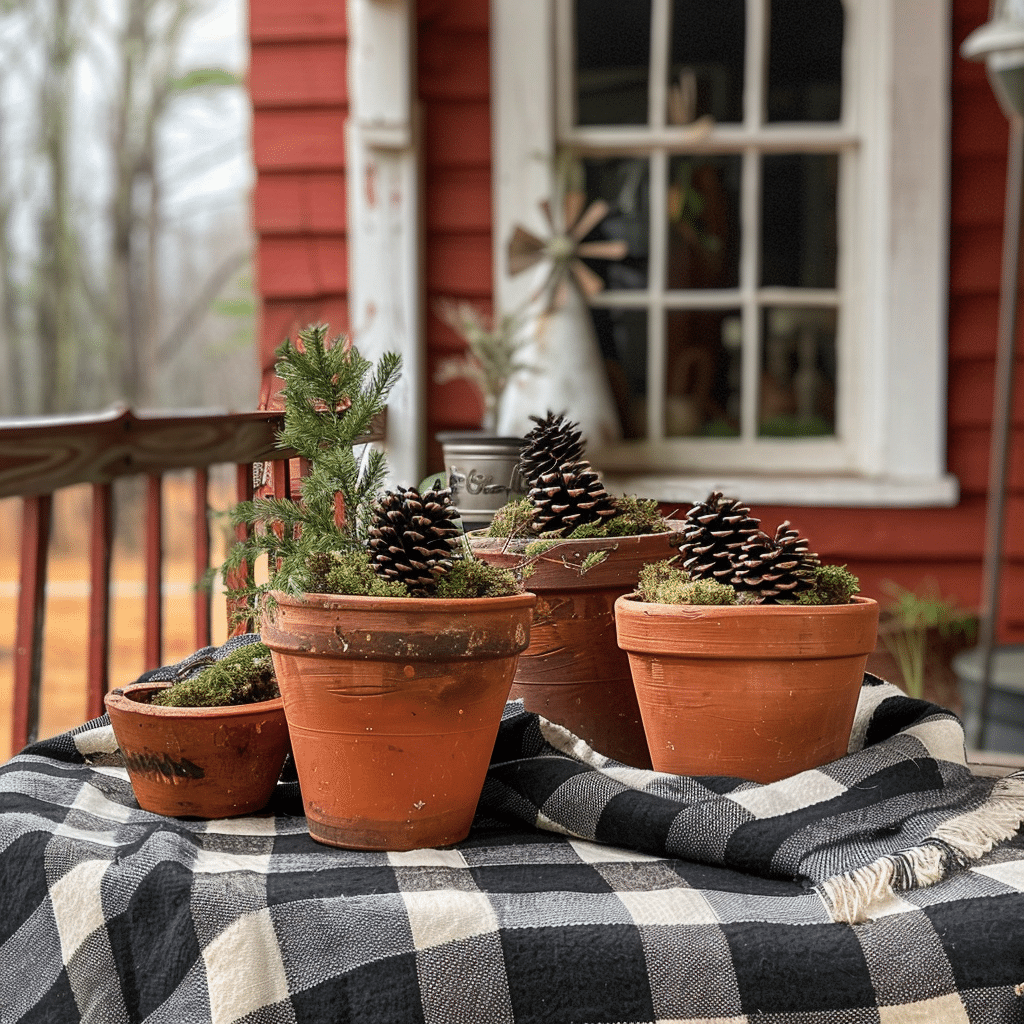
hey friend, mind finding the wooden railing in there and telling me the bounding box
[0,408,298,752]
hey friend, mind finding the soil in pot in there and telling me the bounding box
[473,532,677,768]
[105,683,291,818]
[614,595,879,783]
[261,590,535,851]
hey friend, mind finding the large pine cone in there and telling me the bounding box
[677,490,761,582]
[519,411,586,489]
[529,460,617,536]
[732,521,820,602]
[367,485,462,594]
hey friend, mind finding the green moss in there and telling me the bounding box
[434,557,521,598]
[485,497,534,538]
[569,496,667,538]
[636,560,737,605]
[305,549,409,597]
[796,564,860,605]
[151,643,279,708]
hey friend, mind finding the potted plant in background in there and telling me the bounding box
[105,638,291,819]
[433,299,534,530]
[222,324,535,851]
[615,491,879,783]
[472,411,677,768]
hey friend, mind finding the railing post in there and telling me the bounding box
[86,483,114,720]
[12,495,52,751]
[193,468,212,649]
[144,474,164,671]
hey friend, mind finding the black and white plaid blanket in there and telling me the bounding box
[2,637,1024,1023]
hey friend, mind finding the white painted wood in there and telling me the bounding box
[492,0,955,507]
[347,0,423,487]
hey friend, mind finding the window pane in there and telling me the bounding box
[665,309,741,437]
[758,306,836,437]
[591,307,648,439]
[667,155,741,289]
[575,0,652,125]
[767,0,843,122]
[581,157,650,290]
[669,0,744,124]
[761,153,838,288]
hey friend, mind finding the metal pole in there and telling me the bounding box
[974,114,1024,750]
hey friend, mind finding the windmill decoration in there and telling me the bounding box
[498,175,630,446]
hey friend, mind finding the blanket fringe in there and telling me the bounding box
[820,773,1024,924]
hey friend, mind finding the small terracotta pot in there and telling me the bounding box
[614,595,880,783]
[105,683,290,818]
[261,590,535,851]
[473,532,677,767]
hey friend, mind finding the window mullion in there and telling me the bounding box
[648,0,670,130]
[647,148,669,442]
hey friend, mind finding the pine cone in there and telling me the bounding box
[529,460,617,536]
[367,485,462,594]
[519,411,586,488]
[676,490,761,582]
[732,521,820,602]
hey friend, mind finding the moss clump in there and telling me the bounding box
[636,560,737,605]
[568,496,667,538]
[485,497,534,538]
[434,557,520,598]
[151,643,279,708]
[305,549,409,597]
[795,564,860,605]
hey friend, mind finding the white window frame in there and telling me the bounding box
[491,0,958,507]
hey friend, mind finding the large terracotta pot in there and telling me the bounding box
[105,683,290,818]
[614,595,879,783]
[473,532,677,768]
[261,590,535,850]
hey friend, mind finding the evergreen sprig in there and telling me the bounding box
[221,324,401,616]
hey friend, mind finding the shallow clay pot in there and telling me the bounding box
[614,595,879,783]
[473,532,677,768]
[105,683,290,818]
[261,590,535,851]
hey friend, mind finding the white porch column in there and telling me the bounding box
[347,0,424,487]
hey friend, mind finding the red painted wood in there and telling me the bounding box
[254,173,347,234]
[951,155,1009,227]
[252,111,347,172]
[419,32,489,100]
[424,102,491,166]
[11,495,52,752]
[86,483,113,721]
[426,167,492,232]
[257,236,348,298]
[950,224,1010,294]
[250,42,348,107]
[193,469,212,650]
[948,357,1024,428]
[249,0,347,42]
[949,425,1024,494]
[949,294,1001,358]
[144,475,164,672]
[418,0,489,33]
[258,298,351,379]
[425,234,492,295]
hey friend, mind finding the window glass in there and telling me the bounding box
[665,309,742,437]
[591,307,648,439]
[761,153,839,288]
[758,306,837,437]
[575,0,652,125]
[767,0,843,122]
[667,155,741,290]
[669,0,745,124]
[581,157,650,290]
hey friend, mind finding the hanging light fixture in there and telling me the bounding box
[961,2,1024,749]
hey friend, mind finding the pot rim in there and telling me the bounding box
[615,593,878,614]
[105,681,285,719]
[266,589,537,612]
[469,528,679,551]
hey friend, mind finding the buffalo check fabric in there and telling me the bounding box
[0,647,1022,1023]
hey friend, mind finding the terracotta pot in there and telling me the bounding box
[473,532,677,768]
[105,683,290,818]
[261,590,535,851]
[614,595,879,783]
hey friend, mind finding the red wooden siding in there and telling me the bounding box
[418,0,494,464]
[249,0,350,379]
